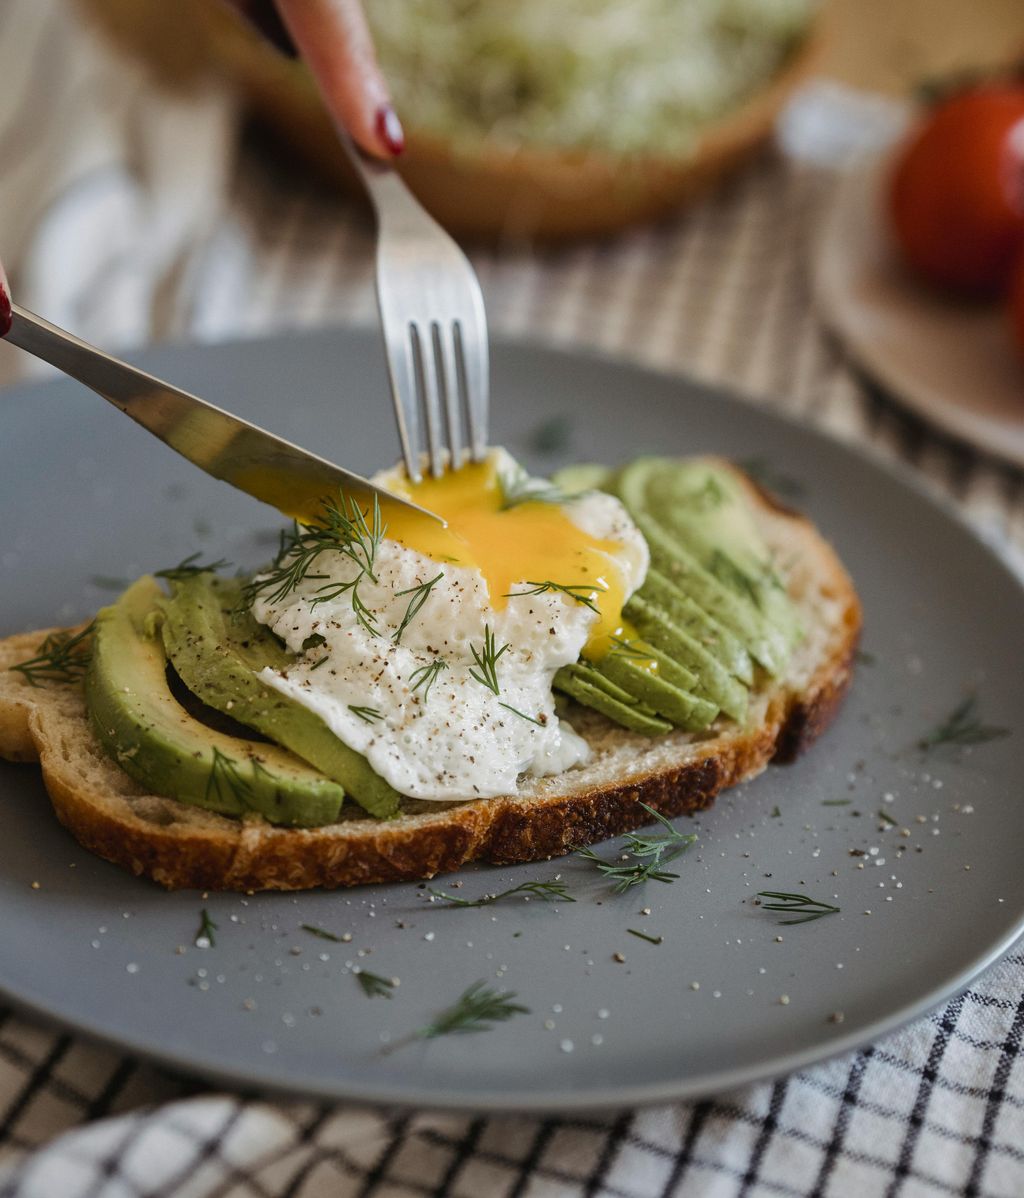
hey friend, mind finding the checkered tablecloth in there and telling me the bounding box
[3,3,1024,1195]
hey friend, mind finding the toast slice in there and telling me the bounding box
[0,470,861,891]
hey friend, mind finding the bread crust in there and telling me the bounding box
[0,470,861,890]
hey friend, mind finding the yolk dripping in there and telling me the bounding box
[380,458,627,659]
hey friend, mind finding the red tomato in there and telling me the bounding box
[1009,248,1024,358]
[888,85,1024,297]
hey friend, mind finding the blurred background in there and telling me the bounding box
[1,0,1023,488]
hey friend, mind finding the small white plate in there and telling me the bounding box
[813,150,1024,468]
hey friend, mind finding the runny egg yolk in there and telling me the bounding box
[380,458,627,659]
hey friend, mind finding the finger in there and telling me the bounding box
[275,0,404,159]
[0,255,11,336]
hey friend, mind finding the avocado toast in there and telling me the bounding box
[0,457,861,891]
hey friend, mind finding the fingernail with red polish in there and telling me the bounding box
[0,268,11,338]
[375,105,405,156]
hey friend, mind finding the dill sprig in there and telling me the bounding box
[355,969,396,999]
[428,879,575,907]
[622,803,698,859]
[243,493,384,636]
[194,909,218,947]
[409,658,448,702]
[301,924,347,942]
[708,549,762,608]
[608,636,654,661]
[919,695,1009,750]
[575,849,681,892]
[410,981,529,1044]
[575,803,695,892]
[349,704,384,724]
[469,625,509,696]
[755,891,840,925]
[498,702,547,726]
[505,580,606,614]
[10,622,95,687]
[155,552,230,581]
[627,928,663,945]
[497,468,565,510]
[393,572,445,644]
[204,747,253,810]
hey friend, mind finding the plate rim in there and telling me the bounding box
[3,327,1024,1112]
[812,148,1024,471]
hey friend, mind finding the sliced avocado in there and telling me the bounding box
[615,458,802,651]
[636,512,790,676]
[625,594,748,722]
[638,567,754,684]
[596,651,718,731]
[552,463,615,495]
[85,576,345,827]
[554,665,671,737]
[158,575,400,820]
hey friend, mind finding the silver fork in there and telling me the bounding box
[342,142,489,482]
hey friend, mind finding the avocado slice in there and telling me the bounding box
[638,567,754,684]
[554,664,672,737]
[553,463,615,495]
[158,575,400,820]
[625,594,748,722]
[635,512,790,676]
[615,458,802,652]
[85,576,346,827]
[596,651,718,731]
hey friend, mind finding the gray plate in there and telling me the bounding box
[2,329,1023,1113]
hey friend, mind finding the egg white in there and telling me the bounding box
[249,452,648,801]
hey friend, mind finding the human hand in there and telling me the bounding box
[223,0,404,159]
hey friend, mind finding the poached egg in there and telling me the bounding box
[249,449,647,800]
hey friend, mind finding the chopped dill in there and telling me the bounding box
[243,493,383,637]
[919,695,1009,751]
[401,980,528,1046]
[301,924,346,942]
[498,702,547,726]
[194,909,218,947]
[497,468,565,510]
[429,879,574,907]
[528,414,572,455]
[575,849,681,892]
[155,552,230,581]
[393,572,445,644]
[505,580,606,614]
[10,622,94,688]
[348,705,384,724]
[755,891,840,926]
[627,928,663,945]
[877,809,897,827]
[469,625,509,696]
[608,635,654,661]
[575,803,695,892]
[204,747,253,810]
[409,658,448,701]
[355,969,396,999]
[708,549,762,608]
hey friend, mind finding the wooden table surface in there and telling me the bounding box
[822,0,1024,95]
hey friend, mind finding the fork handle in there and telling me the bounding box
[337,132,427,231]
